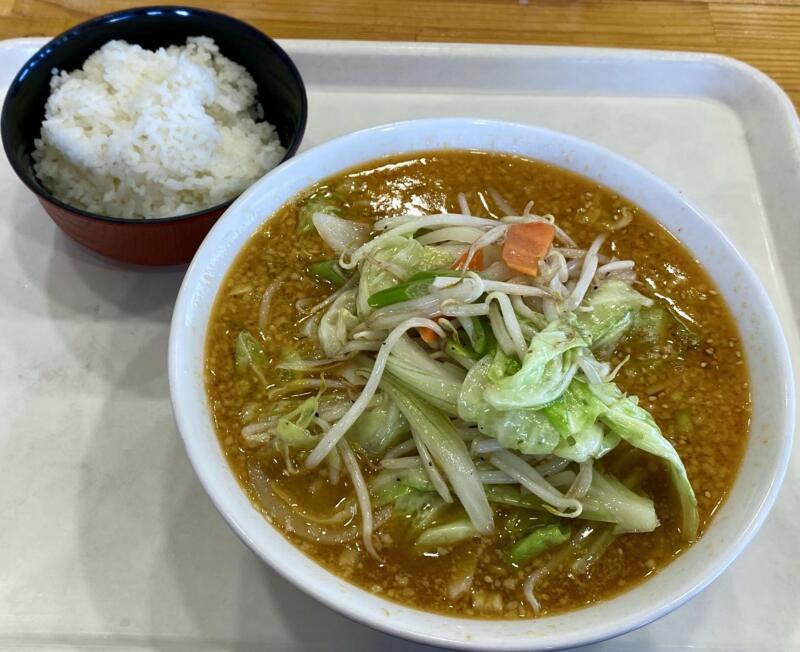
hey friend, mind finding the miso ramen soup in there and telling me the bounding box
[205,151,750,618]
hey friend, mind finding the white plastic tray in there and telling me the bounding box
[1,37,798,652]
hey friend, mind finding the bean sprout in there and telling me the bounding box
[489,450,582,517]
[487,187,516,216]
[488,302,516,357]
[486,292,527,361]
[338,439,380,560]
[306,317,446,468]
[380,456,422,469]
[563,234,605,312]
[258,273,286,333]
[414,431,453,503]
[383,438,417,459]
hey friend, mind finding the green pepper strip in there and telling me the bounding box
[308,260,350,287]
[367,270,462,308]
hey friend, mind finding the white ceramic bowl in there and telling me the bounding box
[168,118,795,650]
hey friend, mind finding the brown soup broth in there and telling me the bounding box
[205,151,750,618]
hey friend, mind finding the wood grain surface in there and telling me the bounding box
[2,1,799,112]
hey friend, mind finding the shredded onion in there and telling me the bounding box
[312,213,370,253]
[249,461,392,544]
[417,226,484,245]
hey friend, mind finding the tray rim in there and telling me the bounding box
[3,35,796,173]
[2,35,799,114]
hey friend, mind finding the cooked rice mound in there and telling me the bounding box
[32,37,286,219]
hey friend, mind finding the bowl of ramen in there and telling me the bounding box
[169,118,794,649]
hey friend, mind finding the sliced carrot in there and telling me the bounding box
[452,248,484,272]
[417,326,440,346]
[501,222,556,277]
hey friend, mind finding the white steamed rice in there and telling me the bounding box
[32,37,286,219]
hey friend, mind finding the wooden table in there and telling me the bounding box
[2,1,799,113]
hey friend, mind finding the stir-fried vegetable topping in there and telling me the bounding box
[239,192,701,614]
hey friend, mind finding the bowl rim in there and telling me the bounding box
[0,4,308,225]
[169,117,795,650]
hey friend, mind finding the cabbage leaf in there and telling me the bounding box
[484,320,586,411]
[575,280,653,352]
[543,377,608,436]
[460,350,560,454]
[318,288,359,358]
[509,523,571,564]
[346,392,410,455]
[234,330,268,386]
[590,382,699,539]
[580,470,659,534]
[356,236,455,317]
